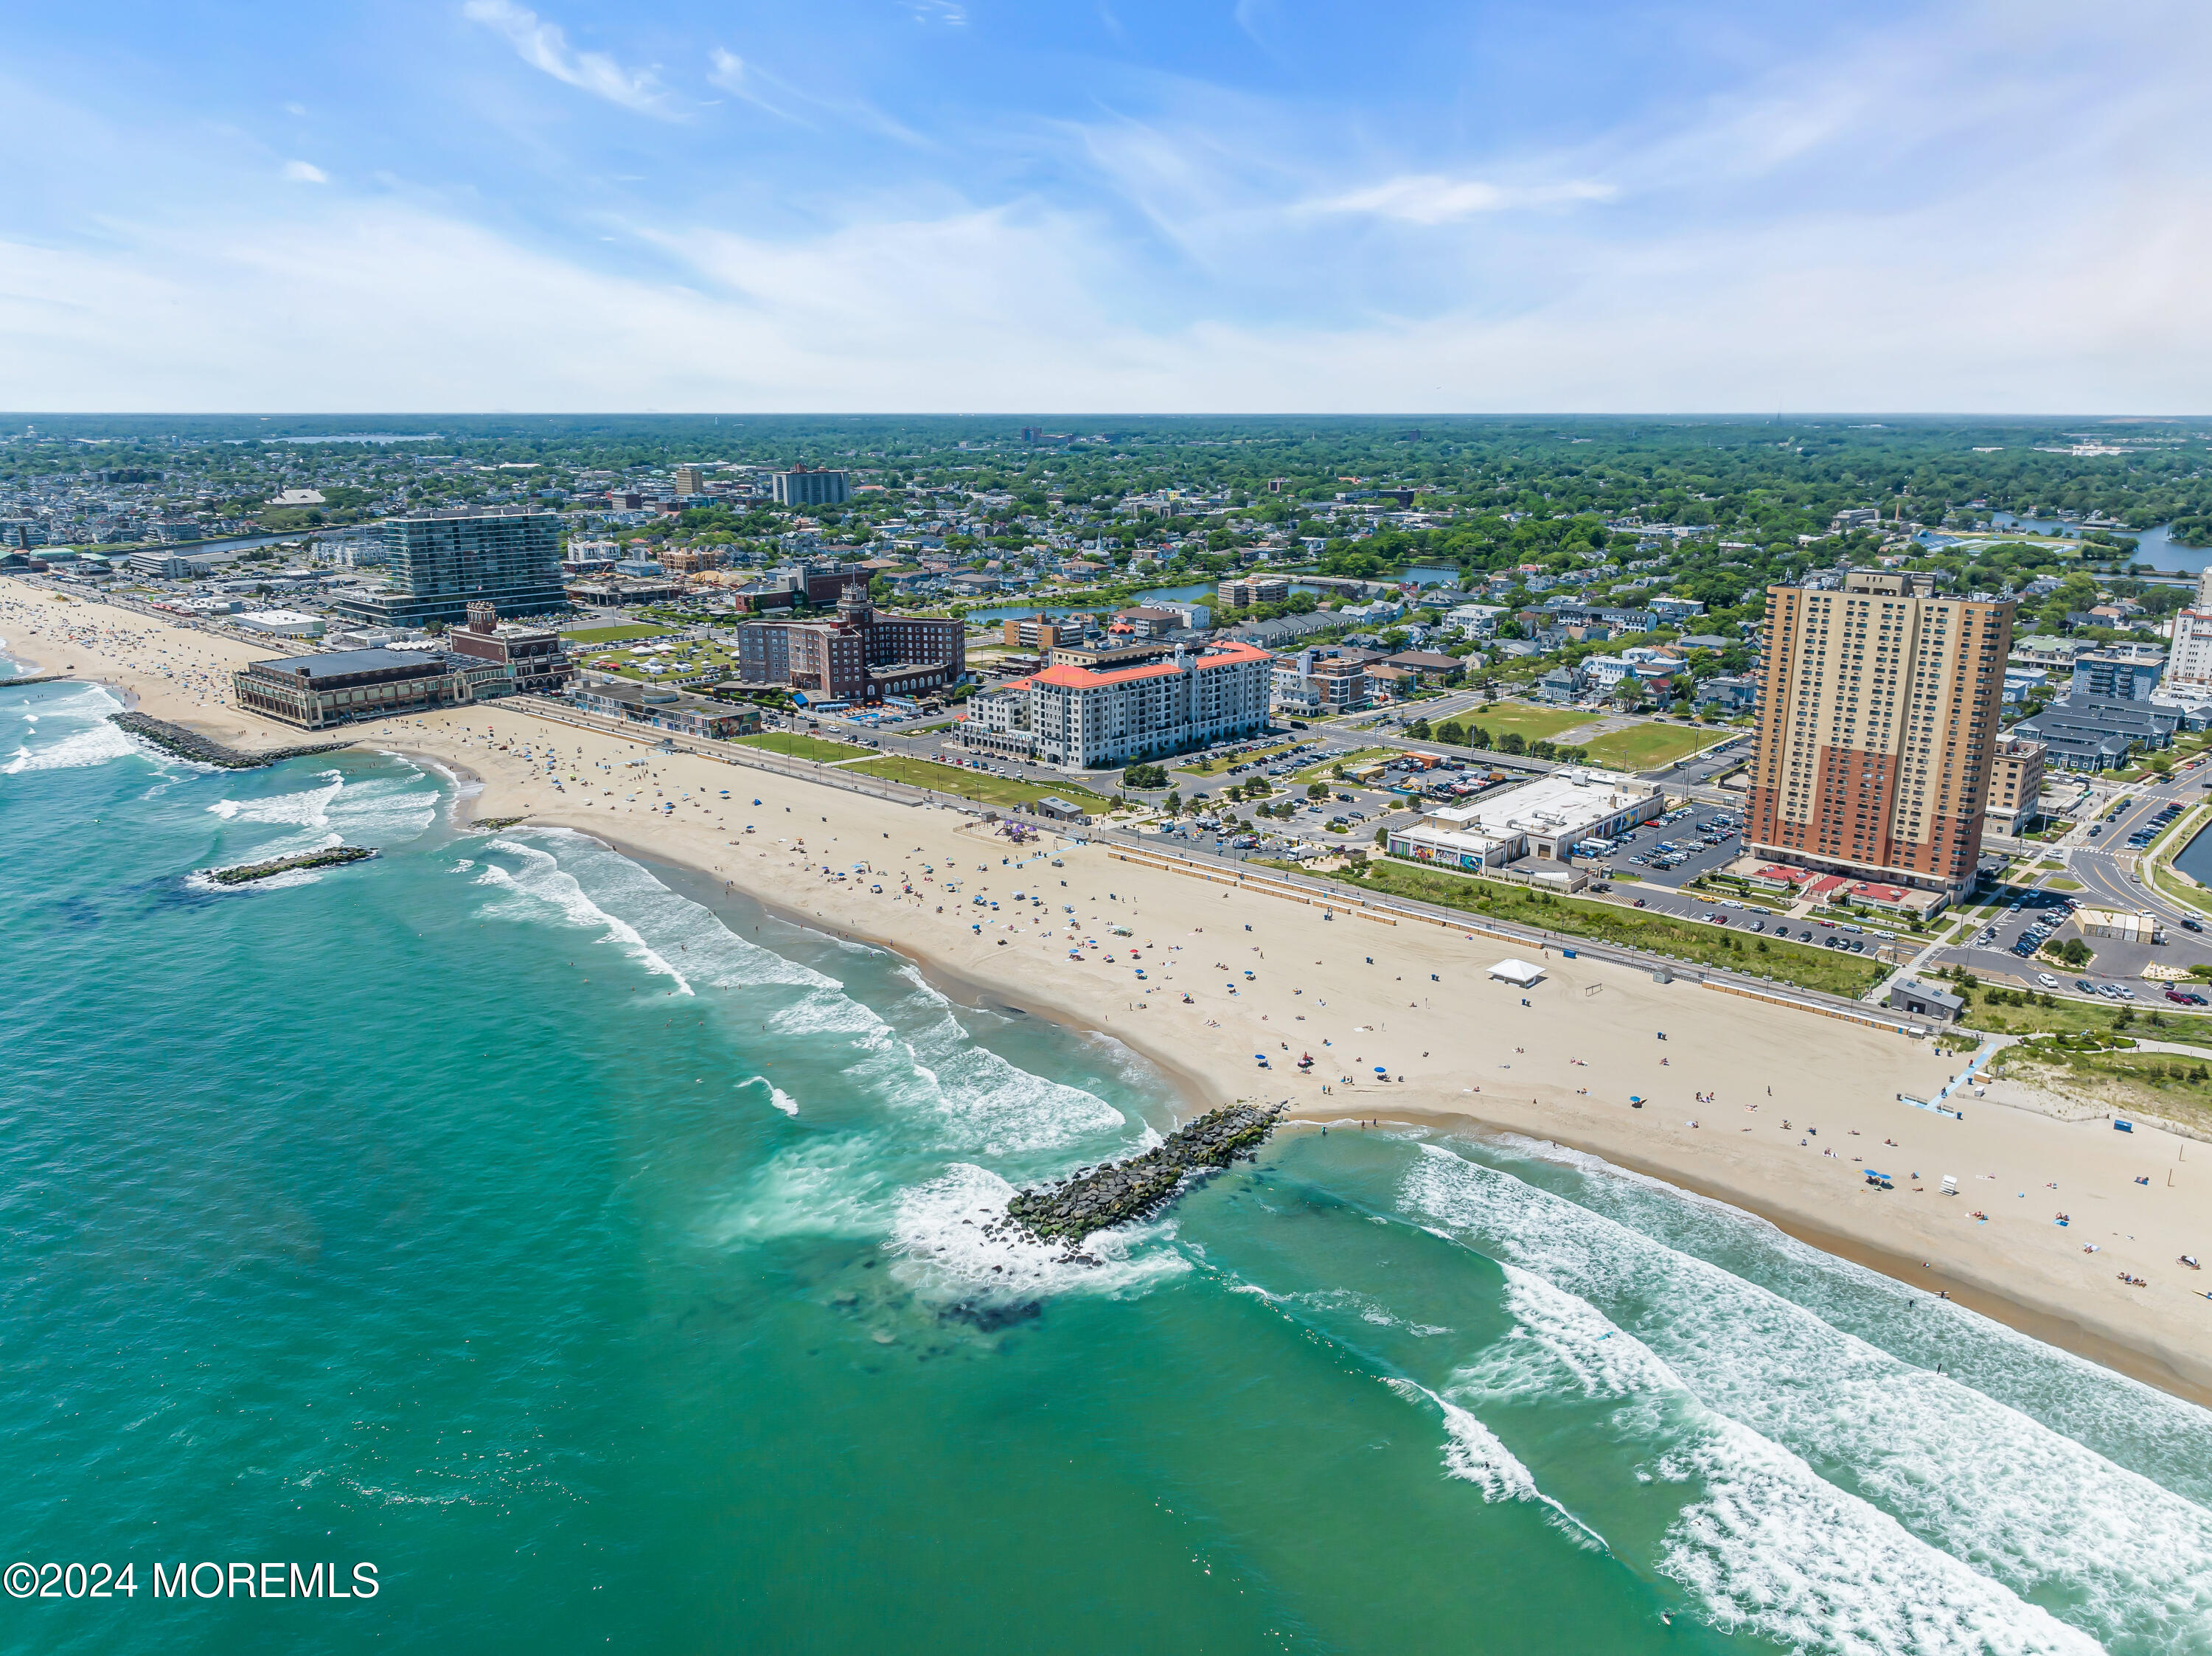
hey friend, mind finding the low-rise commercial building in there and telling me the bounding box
[568,681,762,740]
[236,609,327,639]
[1387,769,1664,869]
[1886,980,1964,1023]
[2076,908,2164,944]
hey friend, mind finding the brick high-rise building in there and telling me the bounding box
[1745,571,2014,900]
[733,582,963,703]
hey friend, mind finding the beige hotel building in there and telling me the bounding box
[1745,571,2014,900]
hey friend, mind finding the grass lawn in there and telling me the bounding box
[1292,746,1396,784]
[848,756,1113,811]
[1577,720,1731,772]
[2045,877,2083,891]
[1952,981,2212,1048]
[1458,701,1600,743]
[560,622,667,644]
[1293,857,1888,998]
[734,731,876,761]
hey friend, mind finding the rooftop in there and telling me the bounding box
[245,647,445,680]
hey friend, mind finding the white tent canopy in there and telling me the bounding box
[1489,959,1546,987]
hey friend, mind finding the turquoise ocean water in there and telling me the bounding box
[5,667,2212,1655]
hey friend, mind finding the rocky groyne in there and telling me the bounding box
[1002,1103,1285,1244]
[111,712,352,769]
[202,846,378,886]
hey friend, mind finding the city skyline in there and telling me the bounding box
[5,1,2211,412]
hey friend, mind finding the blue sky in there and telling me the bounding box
[3,0,2205,411]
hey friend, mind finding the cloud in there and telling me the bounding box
[1305,174,1615,225]
[706,48,802,125]
[706,45,926,145]
[279,160,329,184]
[898,0,967,25]
[460,0,670,116]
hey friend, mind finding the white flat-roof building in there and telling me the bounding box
[236,609,327,639]
[1388,768,1663,869]
[1410,768,1665,863]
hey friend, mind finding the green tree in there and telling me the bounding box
[1437,719,1466,745]
[1307,782,1329,800]
[1500,731,1527,756]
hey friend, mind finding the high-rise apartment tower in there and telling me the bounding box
[335,508,566,628]
[1745,571,2013,899]
[771,467,850,508]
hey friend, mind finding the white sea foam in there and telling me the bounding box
[206,769,345,827]
[507,827,838,996]
[1402,1144,2212,1652]
[4,686,133,773]
[1487,1131,2212,1505]
[888,1162,1190,1301]
[709,1137,898,1245]
[740,1075,799,1116]
[1385,1377,1539,1501]
[475,839,695,993]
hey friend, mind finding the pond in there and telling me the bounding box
[1987,513,2208,576]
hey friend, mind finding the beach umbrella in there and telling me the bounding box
[1373,1066,1387,1074]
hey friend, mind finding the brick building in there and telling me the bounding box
[732,583,964,703]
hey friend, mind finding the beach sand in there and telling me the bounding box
[10,575,2211,1400]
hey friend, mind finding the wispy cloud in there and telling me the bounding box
[706,45,927,146]
[706,48,805,126]
[279,159,329,184]
[460,0,671,117]
[1307,174,1615,225]
[898,0,967,26]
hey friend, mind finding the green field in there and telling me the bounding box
[1459,702,1600,743]
[734,731,876,762]
[560,623,666,644]
[1292,746,1395,784]
[1950,980,2212,1048]
[849,756,1113,812]
[1577,721,1731,772]
[1290,858,1888,998]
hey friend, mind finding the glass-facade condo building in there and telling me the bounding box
[335,509,568,627]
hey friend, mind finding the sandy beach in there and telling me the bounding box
[10,574,2212,1400]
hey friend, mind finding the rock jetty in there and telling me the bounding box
[1002,1103,1285,1244]
[203,846,377,885]
[111,712,352,770]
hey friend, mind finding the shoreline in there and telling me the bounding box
[1303,1106,2212,1409]
[487,785,2212,1404]
[9,575,2208,1407]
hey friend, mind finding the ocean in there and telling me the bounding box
[5,667,2212,1655]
